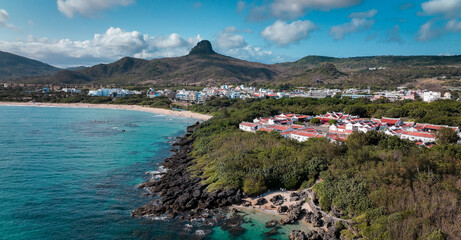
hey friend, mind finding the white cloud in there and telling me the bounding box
[416,0,461,41]
[0,9,14,28]
[212,26,283,63]
[261,20,317,46]
[416,21,439,42]
[0,27,201,67]
[247,0,361,21]
[329,9,377,40]
[421,0,461,18]
[222,45,284,63]
[0,26,282,66]
[270,0,361,19]
[57,0,135,18]
[215,26,247,49]
[445,19,461,31]
[0,9,8,26]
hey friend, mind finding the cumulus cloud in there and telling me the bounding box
[0,26,282,66]
[0,27,201,67]
[223,45,285,63]
[213,26,284,63]
[215,26,247,49]
[385,25,405,44]
[415,0,461,41]
[248,0,361,20]
[57,0,135,18]
[445,19,461,31]
[421,0,461,18]
[416,21,439,41]
[329,9,377,40]
[0,9,14,28]
[261,20,317,46]
[271,0,362,19]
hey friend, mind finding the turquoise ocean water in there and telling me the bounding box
[0,106,200,239]
[0,106,307,240]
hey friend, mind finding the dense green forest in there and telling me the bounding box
[188,97,461,239]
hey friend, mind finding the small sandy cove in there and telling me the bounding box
[0,102,213,121]
[235,190,313,213]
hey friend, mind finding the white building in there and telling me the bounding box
[400,131,436,143]
[288,131,322,142]
[239,122,260,133]
[61,88,82,93]
[422,91,441,102]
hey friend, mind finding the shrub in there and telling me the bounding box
[310,118,320,124]
[243,178,267,196]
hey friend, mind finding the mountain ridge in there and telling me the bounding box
[0,51,61,80]
[2,42,461,88]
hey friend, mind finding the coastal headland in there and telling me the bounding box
[0,102,212,121]
[132,122,345,239]
[132,123,244,222]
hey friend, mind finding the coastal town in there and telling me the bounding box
[3,82,460,103]
[147,85,460,103]
[239,112,461,147]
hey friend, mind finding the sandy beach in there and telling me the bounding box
[237,190,313,213]
[0,102,213,121]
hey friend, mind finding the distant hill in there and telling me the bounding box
[280,55,461,88]
[4,41,461,89]
[289,63,348,85]
[21,40,286,85]
[65,66,87,71]
[0,51,61,80]
[287,55,461,68]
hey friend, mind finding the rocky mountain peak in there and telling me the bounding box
[188,40,216,55]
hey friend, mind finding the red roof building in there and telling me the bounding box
[380,117,402,126]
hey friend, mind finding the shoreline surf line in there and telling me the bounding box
[0,102,213,121]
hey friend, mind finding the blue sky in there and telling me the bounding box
[0,0,461,67]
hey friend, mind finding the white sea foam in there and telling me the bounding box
[183,224,193,232]
[146,215,167,221]
[145,166,168,181]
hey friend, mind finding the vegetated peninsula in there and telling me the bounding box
[1,40,461,90]
[133,96,461,240]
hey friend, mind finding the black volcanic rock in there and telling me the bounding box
[132,122,244,221]
[189,40,216,55]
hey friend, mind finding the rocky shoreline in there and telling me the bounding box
[132,123,346,239]
[132,122,243,224]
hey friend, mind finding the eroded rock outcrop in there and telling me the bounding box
[132,122,243,222]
